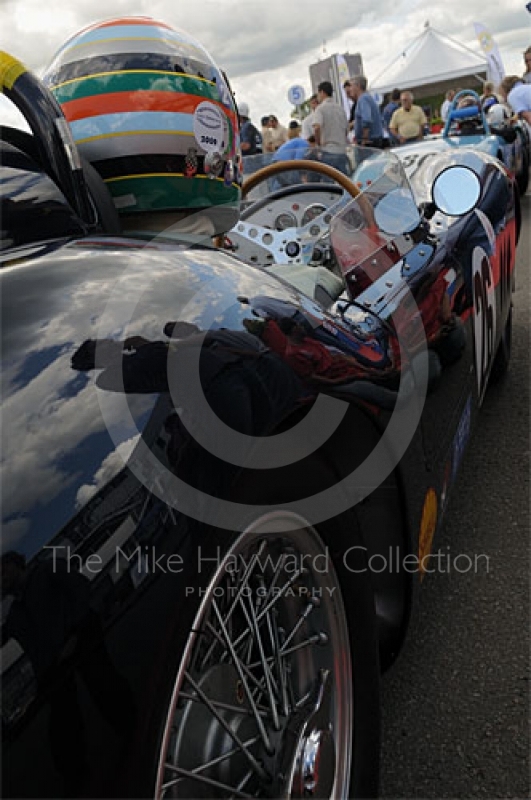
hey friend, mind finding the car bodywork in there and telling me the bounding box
[0,55,521,800]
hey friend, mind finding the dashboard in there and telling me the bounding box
[240,184,344,231]
[225,184,348,267]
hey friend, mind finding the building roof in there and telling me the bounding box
[371,25,488,95]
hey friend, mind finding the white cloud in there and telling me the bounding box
[75,433,141,508]
[0,0,528,129]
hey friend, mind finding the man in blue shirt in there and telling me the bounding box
[238,102,262,156]
[271,134,313,188]
[382,89,400,145]
[350,76,383,147]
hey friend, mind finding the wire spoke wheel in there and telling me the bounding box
[155,512,354,799]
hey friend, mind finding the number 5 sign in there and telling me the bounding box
[287,85,306,106]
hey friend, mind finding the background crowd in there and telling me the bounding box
[237,45,531,175]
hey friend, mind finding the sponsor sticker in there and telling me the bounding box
[452,395,472,484]
[193,101,228,154]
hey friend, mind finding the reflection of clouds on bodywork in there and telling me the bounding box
[75,434,141,509]
[1,239,306,552]
[1,353,103,519]
[1,517,31,552]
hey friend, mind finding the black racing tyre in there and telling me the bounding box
[126,469,380,800]
[517,155,529,196]
[489,307,512,385]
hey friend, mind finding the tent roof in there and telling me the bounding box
[371,26,487,95]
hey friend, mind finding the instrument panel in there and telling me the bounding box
[241,187,344,232]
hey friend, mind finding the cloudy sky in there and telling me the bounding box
[0,0,529,129]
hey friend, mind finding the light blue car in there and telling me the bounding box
[390,90,530,196]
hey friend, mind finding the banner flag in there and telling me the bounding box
[335,54,352,118]
[474,22,505,88]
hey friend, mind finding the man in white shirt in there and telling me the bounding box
[440,89,455,122]
[312,81,349,174]
[523,47,531,84]
[499,76,531,129]
[302,95,318,139]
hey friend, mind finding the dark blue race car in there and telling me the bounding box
[0,54,523,800]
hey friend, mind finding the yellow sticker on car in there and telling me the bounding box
[419,488,438,578]
[0,52,26,92]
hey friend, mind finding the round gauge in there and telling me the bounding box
[301,203,327,226]
[274,212,297,230]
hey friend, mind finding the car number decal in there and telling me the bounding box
[472,245,496,403]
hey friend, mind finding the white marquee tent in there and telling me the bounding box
[371,25,488,98]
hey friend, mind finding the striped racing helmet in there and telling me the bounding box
[43,17,241,228]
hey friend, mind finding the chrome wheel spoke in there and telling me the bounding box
[203,540,268,668]
[164,735,260,782]
[267,608,290,717]
[183,670,269,781]
[179,692,269,718]
[230,566,307,654]
[211,599,274,755]
[162,765,254,798]
[280,596,320,652]
[243,594,281,730]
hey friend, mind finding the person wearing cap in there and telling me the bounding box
[238,102,262,156]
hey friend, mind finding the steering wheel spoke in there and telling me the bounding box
[228,220,319,266]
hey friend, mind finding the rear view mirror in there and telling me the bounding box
[432,166,481,217]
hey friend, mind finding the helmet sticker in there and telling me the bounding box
[204,151,224,178]
[193,101,228,154]
[224,160,234,186]
[184,148,198,177]
[113,193,137,209]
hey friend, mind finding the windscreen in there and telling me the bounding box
[329,150,420,298]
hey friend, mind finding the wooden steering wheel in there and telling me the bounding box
[242,159,362,198]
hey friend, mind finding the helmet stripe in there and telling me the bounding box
[45,52,219,87]
[56,24,209,57]
[62,91,220,122]
[70,111,195,139]
[78,17,176,30]
[103,173,240,212]
[49,37,207,69]
[51,71,220,105]
[76,131,198,161]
